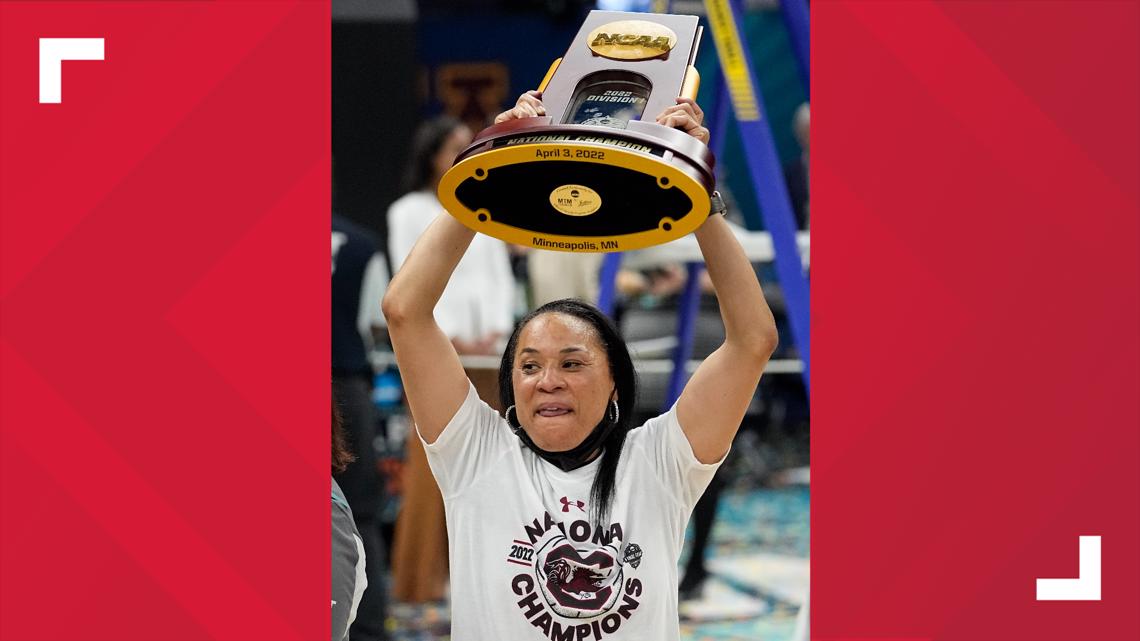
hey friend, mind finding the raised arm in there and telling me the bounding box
[663,99,779,463]
[381,214,477,443]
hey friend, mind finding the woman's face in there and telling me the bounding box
[511,313,615,452]
[432,125,473,186]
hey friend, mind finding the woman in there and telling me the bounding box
[382,92,777,640]
[332,400,367,641]
[386,116,518,603]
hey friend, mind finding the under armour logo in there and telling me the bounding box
[559,496,585,513]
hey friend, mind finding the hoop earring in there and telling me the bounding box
[505,405,521,433]
[608,399,620,424]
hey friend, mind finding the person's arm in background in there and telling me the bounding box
[386,195,432,274]
[331,482,366,641]
[489,239,517,346]
[661,98,778,463]
[358,251,389,350]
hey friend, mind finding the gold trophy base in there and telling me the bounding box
[438,119,715,253]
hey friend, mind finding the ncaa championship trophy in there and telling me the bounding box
[437,11,715,253]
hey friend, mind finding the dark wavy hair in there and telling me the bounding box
[402,115,465,193]
[498,299,637,526]
[332,396,356,475]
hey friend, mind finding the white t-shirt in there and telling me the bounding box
[387,191,515,342]
[422,382,725,641]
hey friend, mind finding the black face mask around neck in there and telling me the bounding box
[511,412,620,472]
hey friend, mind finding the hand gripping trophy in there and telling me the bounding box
[437,10,716,253]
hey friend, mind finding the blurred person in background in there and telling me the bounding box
[784,102,810,230]
[381,91,776,640]
[528,249,605,308]
[333,399,368,641]
[386,115,517,602]
[388,115,516,358]
[332,214,390,641]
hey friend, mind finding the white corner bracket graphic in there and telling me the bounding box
[1036,535,1101,601]
[39,38,104,104]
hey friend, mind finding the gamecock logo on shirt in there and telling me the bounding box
[508,509,646,639]
[536,535,623,617]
